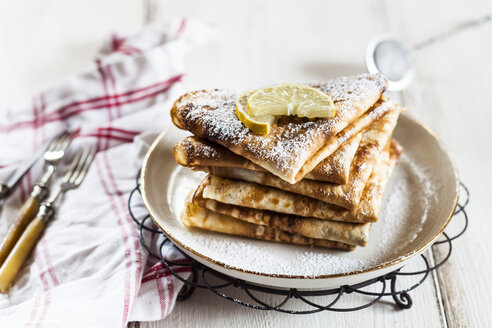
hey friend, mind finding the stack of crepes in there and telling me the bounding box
[170,73,403,250]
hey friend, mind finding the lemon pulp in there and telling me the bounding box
[247,83,336,119]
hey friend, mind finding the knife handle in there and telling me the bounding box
[0,195,41,267]
[0,216,46,293]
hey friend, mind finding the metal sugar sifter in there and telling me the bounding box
[366,14,491,91]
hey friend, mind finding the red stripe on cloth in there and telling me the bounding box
[142,268,175,282]
[96,60,113,124]
[118,45,142,55]
[76,126,140,153]
[155,274,167,318]
[146,259,191,271]
[143,260,191,276]
[40,94,47,143]
[146,262,164,273]
[26,238,59,327]
[95,157,133,324]
[101,152,143,325]
[98,126,140,136]
[95,129,102,153]
[177,18,187,35]
[31,247,53,328]
[32,96,39,149]
[41,77,180,127]
[25,294,41,327]
[117,49,134,56]
[96,60,113,152]
[77,133,134,144]
[0,75,183,133]
[141,267,190,283]
[128,46,142,54]
[106,65,122,118]
[111,34,125,52]
[110,35,142,55]
[165,274,175,317]
[35,293,51,328]
[95,63,107,152]
[39,236,60,287]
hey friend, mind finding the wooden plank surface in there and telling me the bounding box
[384,1,492,327]
[131,257,445,328]
[1,0,491,327]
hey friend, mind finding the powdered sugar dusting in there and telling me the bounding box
[174,74,387,180]
[149,113,457,290]
[185,138,221,159]
[375,152,438,256]
[311,73,387,117]
[166,128,449,279]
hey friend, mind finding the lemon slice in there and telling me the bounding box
[247,83,336,118]
[236,92,274,135]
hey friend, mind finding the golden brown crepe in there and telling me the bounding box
[198,140,402,223]
[181,141,401,249]
[193,178,371,246]
[305,132,362,183]
[195,108,401,210]
[171,73,389,184]
[358,140,403,221]
[174,132,363,185]
[181,199,355,250]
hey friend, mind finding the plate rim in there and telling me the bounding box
[141,114,459,280]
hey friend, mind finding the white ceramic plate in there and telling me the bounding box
[141,114,458,289]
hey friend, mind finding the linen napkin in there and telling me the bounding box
[0,18,212,327]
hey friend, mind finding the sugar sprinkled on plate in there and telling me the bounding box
[167,148,437,277]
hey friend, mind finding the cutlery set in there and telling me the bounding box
[0,131,95,292]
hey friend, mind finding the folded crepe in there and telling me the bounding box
[199,140,402,223]
[193,177,371,246]
[194,107,401,210]
[171,73,389,184]
[305,132,362,184]
[174,132,363,185]
[181,199,355,250]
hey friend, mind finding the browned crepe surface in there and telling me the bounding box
[305,132,362,183]
[174,131,363,185]
[193,178,371,246]
[197,107,401,210]
[171,73,388,184]
[200,140,402,223]
[181,199,355,250]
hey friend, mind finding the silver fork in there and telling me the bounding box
[35,130,78,197]
[0,130,76,267]
[37,147,97,221]
[0,147,96,293]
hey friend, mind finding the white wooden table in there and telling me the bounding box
[1,1,491,327]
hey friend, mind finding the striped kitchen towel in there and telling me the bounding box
[0,18,212,327]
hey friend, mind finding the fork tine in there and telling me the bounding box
[49,132,68,152]
[68,149,89,184]
[56,130,76,152]
[73,148,96,186]
[63,150,83,182]
[46,131,68,152]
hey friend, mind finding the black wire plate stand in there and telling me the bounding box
[128,172,469,314]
